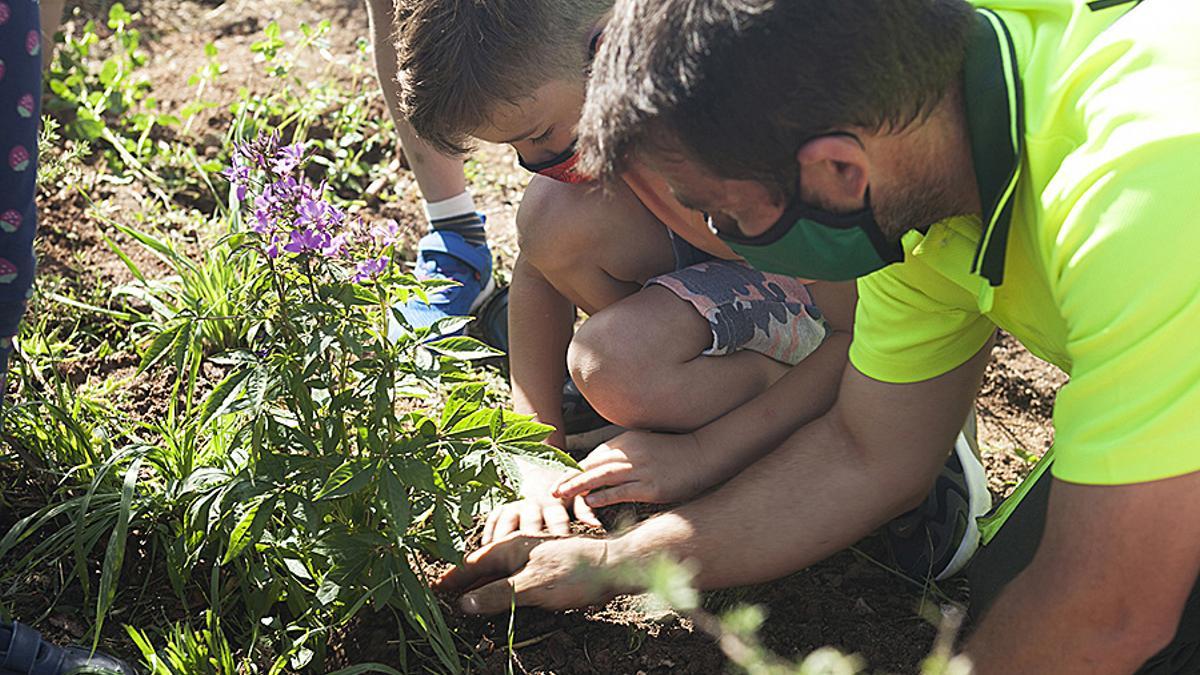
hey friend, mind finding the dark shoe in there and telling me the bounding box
[884,425,991,581]
[561,377,623,453]
[0,621,134,675]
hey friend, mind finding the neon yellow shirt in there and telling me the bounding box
[849,0,1200,485]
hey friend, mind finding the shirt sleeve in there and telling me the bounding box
[850,230,996,384]
[1048,140,1200,485]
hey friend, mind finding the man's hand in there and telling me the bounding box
[482,493,601,545]
[553,430,711,508]
[434,535,615,614]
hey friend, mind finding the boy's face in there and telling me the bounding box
[472,79,585,165]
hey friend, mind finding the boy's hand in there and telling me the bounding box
[552,431,711,508]
[482,492,602,545]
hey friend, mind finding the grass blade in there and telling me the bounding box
[94,456,143,648]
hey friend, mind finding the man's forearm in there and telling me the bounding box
[692,331,849,484]
[509,256,576,447]
[609,410,941,589]
[966,568,1166,675]
[606,343,993,590]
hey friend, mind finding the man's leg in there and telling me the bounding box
[365,0,492,328]
[967,464,1200,673]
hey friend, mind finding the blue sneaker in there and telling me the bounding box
[395,230,495,337]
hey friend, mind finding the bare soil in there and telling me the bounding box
[16,0,1067,672]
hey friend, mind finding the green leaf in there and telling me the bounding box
[426,335,502,360]
[95,456,143,648]
[498,440,580,471]
[222,495,273,564]
[498,420,556,444]
[139,320,185,374]
[440,383,486,429]
[379,468,411,540]
[315,459,372,501]
[199,366,252,425]
[446,408,495,438]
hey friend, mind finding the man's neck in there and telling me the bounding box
[867,85,983,234]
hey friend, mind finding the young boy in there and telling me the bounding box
[389,0,862,541]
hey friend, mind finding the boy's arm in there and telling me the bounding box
[483,256,601,544]
[508,254,575,449]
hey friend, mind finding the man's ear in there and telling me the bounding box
[795,136,870,212]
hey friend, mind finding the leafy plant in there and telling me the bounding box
[0,136,571,673]
[44,4,178,184]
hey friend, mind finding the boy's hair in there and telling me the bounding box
[578,0,975,195]
[395,0,613,156]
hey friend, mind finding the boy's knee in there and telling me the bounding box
[568,306,665,430]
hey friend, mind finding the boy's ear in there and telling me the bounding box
[794,136,870,211]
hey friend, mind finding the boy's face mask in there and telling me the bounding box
[708,136,903,281]
[518,142,591,184]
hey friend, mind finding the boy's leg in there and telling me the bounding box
[569,260,827,432]
[365,0,491,328]
[508,175,675,449]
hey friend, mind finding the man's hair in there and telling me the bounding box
[578,0,975,194]
[395,0,613,156]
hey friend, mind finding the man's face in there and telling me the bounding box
[472,79,585,163]
[643,152,786,237]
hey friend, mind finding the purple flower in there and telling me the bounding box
[283,227,329,255]
[295,197,328,229]
[321,232,349,258]
[352,256,389,283]
[370,220,400,247]
[272,143,305,176]
[252,209,274,234]
[222,161,251,202]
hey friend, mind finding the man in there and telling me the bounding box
[436,0,1200,672]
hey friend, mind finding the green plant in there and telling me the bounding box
[44,4,179,185]
[0,136,570,673]
[229,23,397,203]
[126,610,237,675]
[36,115,91,191]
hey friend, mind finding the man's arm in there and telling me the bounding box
[440,341,993,610]
[966,472,1200,674]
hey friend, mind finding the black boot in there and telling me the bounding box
[0,621,134,675]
